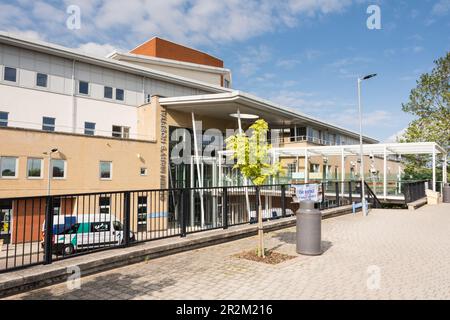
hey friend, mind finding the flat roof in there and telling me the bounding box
[0,31,229,94]
[160,91,379,143]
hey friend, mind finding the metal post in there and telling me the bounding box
[44,196,54,265]
[348,181,353,203]
[383,145,387,199]
[341,147,345,199]
[444,155,448,184]
[432,149,436,192]
[304,149,309,184]
[191,112,205,227]
[357,78,367,216]
[321,182,325,208]
[222,187,228,229]
[335,182,340,207]
[281,184,286,217]
[123,192,131,246]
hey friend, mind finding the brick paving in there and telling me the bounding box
[5,204,450,300]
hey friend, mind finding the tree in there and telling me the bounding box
[226,119,283,258]
[400,52,450,179]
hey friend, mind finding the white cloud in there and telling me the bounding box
[385,128,406,143]
[432,0,450,16]
[237,45,272,77]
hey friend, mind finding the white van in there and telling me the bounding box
[41,214,135,255]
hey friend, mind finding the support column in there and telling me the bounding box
[341,147,345,198]
[432,149,436,192]
[383,146,387,199]
[304,149,309,184]
[192,112,205,227]
[444,155,448,184]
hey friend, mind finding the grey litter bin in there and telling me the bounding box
[443,184,450,203]
[296,200,322,256]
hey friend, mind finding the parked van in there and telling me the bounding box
[41,214,135,255]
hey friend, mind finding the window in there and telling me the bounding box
[0,157,18,178]
[79,81,89,95]
[104,86,113,99]
[112,125,130,139]
[140,167,148,176]
[36,73,48,87]
[90,222,110,232]
[100,161,112,180]
[224,78,230,88]
[27,158,43,178]
[116,88,124,101]
[137,196,147,232]
[42,117,55,132]
[0,112,8,127]
[84,122,96,135]
[99,196,110,214]
[51,159,66,179]
[4,67,16,82]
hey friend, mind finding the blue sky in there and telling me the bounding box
[1,0,449,141]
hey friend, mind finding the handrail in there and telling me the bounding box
[364,181,383,208]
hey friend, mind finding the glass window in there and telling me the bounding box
[4,67,17,82]
[100,161,112,179]
[27,158,42,178]
[99,196,110,214]
[79,81,89,94]
[52,198,61,215]
[0,112,8,127]
[140,167,148,176]
[137,196,147,232]
[104,86,113,99]
[51,159,66,178]
[84,122,96,135]
[0,157,17,178]
[116,88,124,101]
[36,73,48,87]
[42,117,55,132]
[112,125,130,139]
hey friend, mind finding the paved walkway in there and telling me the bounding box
[5,204,450,300]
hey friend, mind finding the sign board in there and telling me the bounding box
[293,184,320,202]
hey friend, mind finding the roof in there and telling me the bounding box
[159,91,379,143]
[129,37,224,68]
[269,142,446,157]
[108,51,231,75]
[0,31,229,94]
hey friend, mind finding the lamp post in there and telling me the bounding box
[44,148,59,196]
[357,74,377,216]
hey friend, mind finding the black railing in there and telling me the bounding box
[0,181,373,273]
[364,182,383,208]
[403,181,427,203]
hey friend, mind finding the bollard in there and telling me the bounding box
[296,200,322,255]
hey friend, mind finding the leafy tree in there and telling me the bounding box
[226,119,283,257]
[400,52,450,180]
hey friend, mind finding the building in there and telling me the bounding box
[0,32,405,246]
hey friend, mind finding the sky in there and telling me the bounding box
[1,0,449,142]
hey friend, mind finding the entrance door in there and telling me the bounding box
[0,200,12,244]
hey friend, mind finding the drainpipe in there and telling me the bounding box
[71,60,76,133]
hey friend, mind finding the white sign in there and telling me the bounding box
[294,184,320,202]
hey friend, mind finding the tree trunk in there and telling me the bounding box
[257,202,265,258]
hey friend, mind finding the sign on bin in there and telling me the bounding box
[293,184,320,202]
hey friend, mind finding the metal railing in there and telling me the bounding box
[0,181,377,273]
[403,181,427,203]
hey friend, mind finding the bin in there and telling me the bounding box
[296,200,322,255]
[443,184,450,203]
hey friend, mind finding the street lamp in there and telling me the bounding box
[357,73,377,217]
[43,148,59,196]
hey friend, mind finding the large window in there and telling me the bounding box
[0,157,18,178]
[112,125,130,139]
[4,67,17,82]
[84,122,96,135]
[0,112,8,127]
[137,196,147,232]
[78,81,89,95]
[99,161,112,180]
[42,117,55,132]
[116,88,124,101]
[51,159,66,179]
[104,86,113,99]
[99,196,110,214]
[36,73,48,88]
[27,158,43,178]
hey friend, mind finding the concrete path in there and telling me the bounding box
[5,204,450,300]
